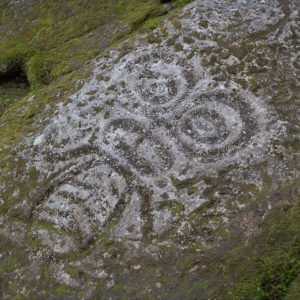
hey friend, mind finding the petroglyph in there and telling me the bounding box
[34,163,129,241]
[27,0,291,250]
[1,0,299,298]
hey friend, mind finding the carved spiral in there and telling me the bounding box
[176,93,257,162]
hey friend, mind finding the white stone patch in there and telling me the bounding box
[35,229,78,254]
[33,134,45,146]
[111,192,143,240]
[153,208,179,235]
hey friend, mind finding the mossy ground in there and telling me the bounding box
[226,188,300,299]
[0,0,185,149]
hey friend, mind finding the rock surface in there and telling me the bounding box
[0,0,299,299]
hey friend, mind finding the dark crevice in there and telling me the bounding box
[0,64,29,89]
[0,60,30,117]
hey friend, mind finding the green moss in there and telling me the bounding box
[170,18,182,30]
[13,294,26,300]
[250,78,260,92]
[236,78,248,89]
[55,285,69,295]
[160,201,184,215]
[255,258,299,299]
[2,166,10,173]
[229,257,300,299]
[187,186,198,195]
[284,138,300,151]
[26,52,50,89]
[26,233,39,248]
[93,106,104,114]
[171,0,193,9]
[107,85,116,92]
[285,274,300,300]
[65,264,79,278]
[174,43,184,52]
[123,0,168,31]
[171,176,199,189]
[33,221,64,234]
[227,194,300,299]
